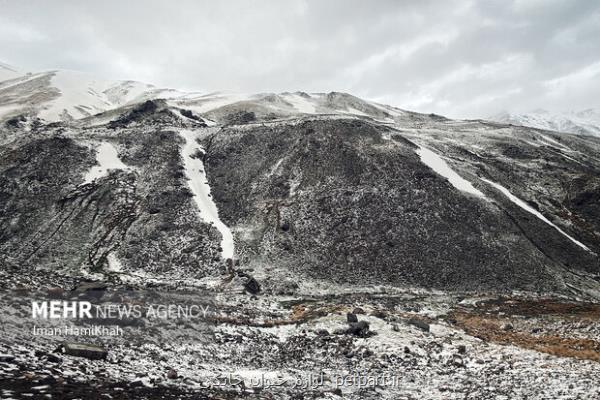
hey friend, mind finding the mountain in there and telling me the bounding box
[491,109,600,137]
[0,71,598,297]
[0,62,402,124]
[0,67,185,122]
[2,64,600,399]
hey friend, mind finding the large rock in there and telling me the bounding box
[346,312,358,323]
[407,318,430,332]
[0,354,15,362]
[59,342,108,360]
[346,321,370,337]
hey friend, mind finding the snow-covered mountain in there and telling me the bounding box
[0,65,185,122]
[491,109,600,137]
[1,61,599,297]
[2,62,600,399]
[0,62,404,124]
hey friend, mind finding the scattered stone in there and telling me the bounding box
[346,313,358,323]
[271,279,298,295]
[457,345,467,354]
[0,354,15,362]
[452,355,465,367]
[47,287,64,299]
[347,321,370,337]
[502,323,514,331]
[371,310,387,319]
[352,307,365,315]
[37,375,57,385]
[130,380,144,387]
[46,353,62,363]
[316,329,329,336]
[167,369,178,379]
[59,343,108,360]
[73,282,108,300]
[243,277,261,295]
[407,318,430,332]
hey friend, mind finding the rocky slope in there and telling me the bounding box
[1,67,600,399]
[1,94,599,297]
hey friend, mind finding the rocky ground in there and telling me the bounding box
[0,271,599,399]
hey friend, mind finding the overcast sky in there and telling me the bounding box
[1,0,599,118]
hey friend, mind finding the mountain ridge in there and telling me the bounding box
[491,109,600,138]
[0,64,599,299]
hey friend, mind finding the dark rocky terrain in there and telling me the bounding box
[1,92,600,399]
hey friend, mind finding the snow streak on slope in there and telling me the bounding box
[180,130,234,260]
[281,93,316,113]
[416,145,486,198]
[83,142,131,184]
[481,178,591,252]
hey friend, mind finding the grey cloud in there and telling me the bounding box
[1,0,599,118]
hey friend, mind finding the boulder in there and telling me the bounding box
[0,354,15,362]
[244,277,261,295]
[501,323,514,331]
[73,282,108,300]
[59,343,108,360]
[47,287,64,299]
[347,321,370,337]
[407,318,430,332]
[167,369,178,379]
[346,313,358,323]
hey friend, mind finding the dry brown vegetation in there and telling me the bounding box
[449,297,600,362]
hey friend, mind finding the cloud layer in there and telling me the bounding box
[1,0,599,118]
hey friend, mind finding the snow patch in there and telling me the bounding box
[283,93,316,114]
[180,129,234,260]
[106,253,124,273]
[481,178,592,252]
[39,71,112,121]
[177,93,252,114]
[416,145,486,198]
[83,142,131,184]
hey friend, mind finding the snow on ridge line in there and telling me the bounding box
[481,178,592,252]
[416,145,486,198]
[282,93,316,114]
[180,129,234,260]
[83,142,131,184]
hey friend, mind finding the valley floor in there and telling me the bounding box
[0,271,599,400]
